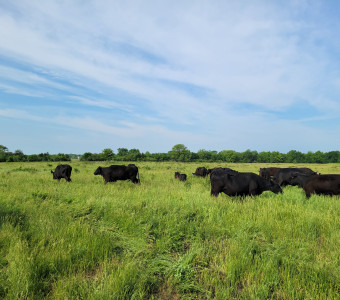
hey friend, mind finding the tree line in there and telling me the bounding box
[1,144,340,163]
[0,145,73,162]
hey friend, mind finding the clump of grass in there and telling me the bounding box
[12,166,38,173]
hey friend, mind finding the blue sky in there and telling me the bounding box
[1,0,340,154]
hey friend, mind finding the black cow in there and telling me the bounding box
[51,164,72,182]
[259,167,281,179]
[94,164,139,184]
[273,168,316,186]
[175,172,187,181]
[302,174,340,198]
[208,167,239,177]
[211,171,282,197]
[192,167,208,177]
[287,172,316,188]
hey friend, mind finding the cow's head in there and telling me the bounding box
[175,172,180,178]
[51,170,57,180]
[270,180,282,194]
[259,168,269,178]
[94,167,102,175]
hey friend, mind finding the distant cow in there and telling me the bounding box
[192,167,208,177]
[94,164,140,184]
[273,168,316,186]
[51,164,72,182]
[211,171,282,197]
[259,167,281,179]
[302,174,340,198]
[175,172,187,181]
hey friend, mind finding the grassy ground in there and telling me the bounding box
[0,161,339,299]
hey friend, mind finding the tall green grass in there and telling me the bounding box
[0,161,339,299]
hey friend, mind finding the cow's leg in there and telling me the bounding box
[210,185,220,196]
[304,189,311,198]
[248,182,258,196]
[211,189,219,196]
[211,184,223,197]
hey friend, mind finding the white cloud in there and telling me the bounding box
[67,96,134,111]
[1,1,340,152]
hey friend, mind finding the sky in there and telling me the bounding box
[1,0,340,154]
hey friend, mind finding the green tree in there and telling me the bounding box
[197,149,212,161]
[312,151,324,163]
[101,148,115,161]
[0,145,8,152]
[0,145,8,162]
[127,149,142,161]
[324,151,340,163]
[304,151,314,163]
[219,150,239,162]
[150,152,170,161]
[13,150,26,162]
[257,151,271,163]
[240,149,258,163]
[270,151,285,163]
[285,150,304,163]
[170,144,191,161]
[52,153,71,162]
[197,149,219,161]
[27,154,40,162]
[117,148,128,156]
[39,153,51,161]
[81,152,93,161]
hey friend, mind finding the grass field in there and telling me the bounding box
[0,161,339,299]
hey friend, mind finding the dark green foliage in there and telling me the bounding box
[101,148,115,161]
[170,144,191,161]
[2,144,340,163]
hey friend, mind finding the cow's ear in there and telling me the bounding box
[51,170,53,174]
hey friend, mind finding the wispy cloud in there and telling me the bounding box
[0,1,340,153]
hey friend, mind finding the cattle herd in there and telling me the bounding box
[51,164,340,198]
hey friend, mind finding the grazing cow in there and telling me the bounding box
[302,174,340,198]
[211,171,282,197]
[94,164,140,184]
[51,164,72,182]
[273,168,316,186]
[192,167,208,177]
[259,167,281,179]
[208,167,239,177]
[175,172,187,181]
[287,172,316,188]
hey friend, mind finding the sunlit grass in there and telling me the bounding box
[0,161,339,298]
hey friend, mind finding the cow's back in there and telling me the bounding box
[259,167,281,179]
[274,168,316,186]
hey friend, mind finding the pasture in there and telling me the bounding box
[0,161,339,299]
